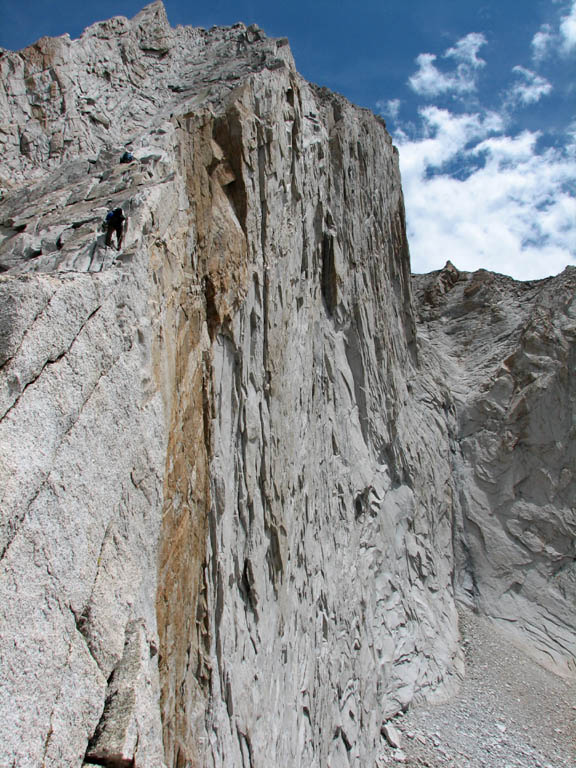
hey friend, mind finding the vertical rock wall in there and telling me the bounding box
[142,66,463,766]
[168,76,462,767]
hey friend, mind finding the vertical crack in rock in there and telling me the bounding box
[212,109,249,239]
[155,98,249,766]
[85,621,146,767]
[321,232,337,316]
[155,296,214,766]
[0,303,102,421]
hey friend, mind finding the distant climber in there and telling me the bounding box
[120,150,134,164]
[105,206,126,250]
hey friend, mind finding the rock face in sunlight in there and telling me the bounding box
[0,3,573,767]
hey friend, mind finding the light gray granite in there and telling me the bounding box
[0,4,573,767]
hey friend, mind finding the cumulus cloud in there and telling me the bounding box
[531,23,555,62]
[395,110,576,280]
[389,21,576,280]
[445,32,487,67]
[408,53,459,97]
[376,98,401,121]
[396,106,503,177]
[531,1,576,59]
[387,23,575,280]
[408,33,487,97]
[560,0,576,51]
[507,66,553,105]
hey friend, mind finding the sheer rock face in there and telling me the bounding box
[414,264,576,676]
[0,4,573,768]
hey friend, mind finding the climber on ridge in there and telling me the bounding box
[105,205,126,250]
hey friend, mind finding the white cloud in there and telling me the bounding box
[445,32,487,67]
[397,106,503,178]
[376,98,401,121]
[393,25,575,280]
[473,132,539,164]
[508,66,553,105]
[395,110,576,280]
[560,0,576,52]
[408,33,487,97]
[408,53,459,97]
[531,23,555,62]
[531,1,576,59]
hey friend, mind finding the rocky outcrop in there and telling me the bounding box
[414,263,576,676]
[0,4,573,767]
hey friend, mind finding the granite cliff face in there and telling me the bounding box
[415,264,576,676]
[0,4,573,767]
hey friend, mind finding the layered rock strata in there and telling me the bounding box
[0,4,573,768]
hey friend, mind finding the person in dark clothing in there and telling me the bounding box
[105,207,126,250]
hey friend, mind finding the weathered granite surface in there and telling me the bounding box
[0,3,573,767]
[414,263,576,677]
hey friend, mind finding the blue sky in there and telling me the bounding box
[0,0,574,279]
